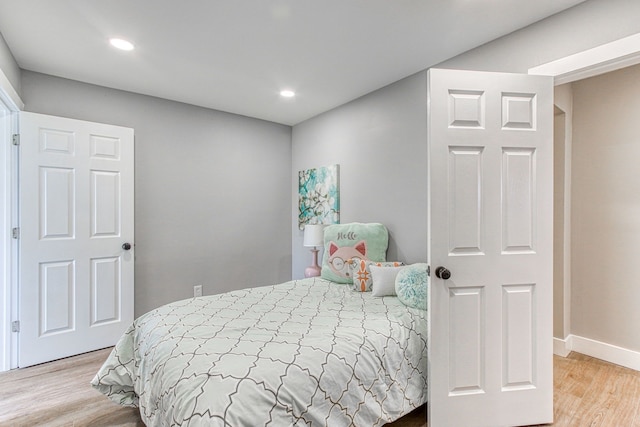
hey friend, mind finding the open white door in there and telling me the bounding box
[427,69,553,426]
[18,112,134,367]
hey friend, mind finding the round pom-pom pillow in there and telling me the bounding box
[395,263,428,310]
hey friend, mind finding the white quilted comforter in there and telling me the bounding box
[92,278,428,426]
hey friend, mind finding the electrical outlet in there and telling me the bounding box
[193,285,203,297]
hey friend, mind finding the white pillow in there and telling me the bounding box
[348,260,405,292]
[370,265,405,297]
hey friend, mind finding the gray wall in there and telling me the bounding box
[21,71,292,316]
[11,0,640,340]
[0,32,19,95]
[570,63,640,352]
[290,0,640,349]
[291,71,428,278]
[290,0,640,281]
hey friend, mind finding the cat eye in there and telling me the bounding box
[330,257,345,270]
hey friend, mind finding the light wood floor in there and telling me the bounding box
[551,351,640,426]
[1,349,639,426]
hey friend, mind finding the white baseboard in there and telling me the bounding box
[555,334,640,372]
[553,337,571,357]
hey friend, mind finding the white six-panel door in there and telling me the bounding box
[427,69,553,426]
[18,112,134,367]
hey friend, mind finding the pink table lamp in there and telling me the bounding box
[303,224,324,278]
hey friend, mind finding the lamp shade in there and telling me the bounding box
[303,224,324,247]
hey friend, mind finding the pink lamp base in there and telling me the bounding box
[305,265,321,278]
[304,248,321,278]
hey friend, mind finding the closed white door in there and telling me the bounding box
[427,69,553,426]
[18,112,134,367]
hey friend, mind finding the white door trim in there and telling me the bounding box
[529,32,640,85]
[529,32,640,355]
[0,67,24,112]
[0,79,20,372]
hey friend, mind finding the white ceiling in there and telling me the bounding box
[0,0,586,125]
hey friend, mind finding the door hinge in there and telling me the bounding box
[11,321,19,333]
[12,227,19,239]
[12,134,19,146]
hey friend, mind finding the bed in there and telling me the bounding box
[91,277,428,426]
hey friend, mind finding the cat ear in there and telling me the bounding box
[329,242,339,256]
[355,240,367,256]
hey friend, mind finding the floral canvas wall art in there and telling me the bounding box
[298,164,340,230]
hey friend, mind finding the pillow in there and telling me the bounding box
[370,265,405,297]
[349,260,405,292]
[395,263,429,310]
[321,223,389,283]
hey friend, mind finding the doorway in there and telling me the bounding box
[564,64,640,368]
[0,106,135,370]
[532,33,640,369]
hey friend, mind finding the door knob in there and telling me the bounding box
[122,243,132,251]
[435,266,451,280]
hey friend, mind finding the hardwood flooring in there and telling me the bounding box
[551,352,640,426]
[0,349,638,426]
[0,348,142,427]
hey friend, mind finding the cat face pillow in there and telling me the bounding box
[321,223,389,284]
[327,240,367,279]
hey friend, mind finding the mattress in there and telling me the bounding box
[92,278,428,426]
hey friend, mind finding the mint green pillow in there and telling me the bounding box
[321,223,389,284]
[395,263,429,310]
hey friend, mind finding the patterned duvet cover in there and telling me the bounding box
[92,278,428,426]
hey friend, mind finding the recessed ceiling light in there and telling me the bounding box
[280,90,296,98]
[109,38,134,51]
